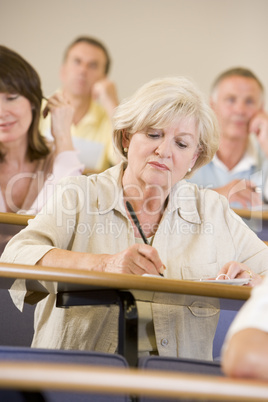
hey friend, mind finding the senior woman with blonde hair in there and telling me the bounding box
[2,76,268,360]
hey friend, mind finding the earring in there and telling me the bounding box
[123,147,128,154]
[188,167,192,173]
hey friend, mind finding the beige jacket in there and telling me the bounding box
[2,162,268,360]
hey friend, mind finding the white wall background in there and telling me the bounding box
[1,0,268,105]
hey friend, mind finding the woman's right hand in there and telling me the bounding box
[37,245,165,277]
[101,244,165,276]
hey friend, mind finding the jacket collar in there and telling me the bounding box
[166,180,202,224]
[96,162,201,225]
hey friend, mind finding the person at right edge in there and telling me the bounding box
[222,273,268,380]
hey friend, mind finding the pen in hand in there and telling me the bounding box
[126,201,164,277]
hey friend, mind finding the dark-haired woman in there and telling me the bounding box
[0,45,83,214]
[0,45,83,254]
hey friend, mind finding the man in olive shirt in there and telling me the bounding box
[40,36,119,172]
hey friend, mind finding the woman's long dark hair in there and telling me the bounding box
[0,45,50,162]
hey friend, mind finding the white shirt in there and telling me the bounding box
[223,274,268,346]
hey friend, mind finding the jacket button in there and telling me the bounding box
[160,338,169,347]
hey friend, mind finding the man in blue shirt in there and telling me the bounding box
[189,67,268,209]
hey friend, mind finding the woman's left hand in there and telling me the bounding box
[217,261,263,287]
[43,92,74,153]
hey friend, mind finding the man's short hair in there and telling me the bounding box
[211,67,264,101]
[63,36,111,75]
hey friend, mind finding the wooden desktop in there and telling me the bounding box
[0,262,251,366]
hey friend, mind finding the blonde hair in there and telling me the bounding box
[113,76,219,178]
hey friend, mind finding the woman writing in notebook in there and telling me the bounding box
[2,77,268,360]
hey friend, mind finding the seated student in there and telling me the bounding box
[222,274,268,380]
[188,67,268,208]
[0,45,83,252]
[2,77,268,361]
[39,36,119,172]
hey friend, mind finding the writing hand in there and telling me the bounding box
[102,244,165,276]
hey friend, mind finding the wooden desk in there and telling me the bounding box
[0,361,267,401]
[233,208,268,220]
[0,262,251,300]
[0,262,251,367]
[0,212,35,225]
[83,168,102,176]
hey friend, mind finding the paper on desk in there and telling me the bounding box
[199,278,251,285]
